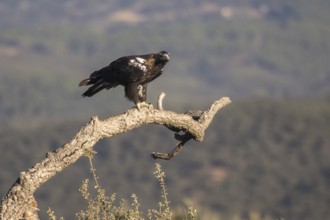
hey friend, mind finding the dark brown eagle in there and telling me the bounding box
[79,51,170,109]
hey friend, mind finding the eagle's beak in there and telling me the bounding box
[162,53,170,61]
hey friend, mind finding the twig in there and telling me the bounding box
[151,134,191,160]
[157,92,166,110]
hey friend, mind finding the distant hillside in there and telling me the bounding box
[1,0,329,28]
[1,4,330,128]
[0,1,233,27]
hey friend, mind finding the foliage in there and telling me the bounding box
[148,163,172,219]
[48,161,198,220]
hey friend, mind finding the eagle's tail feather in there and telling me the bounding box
[79,78,92,86]
[82,82,107,97]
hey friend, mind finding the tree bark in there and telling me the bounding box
[0,96,231,220]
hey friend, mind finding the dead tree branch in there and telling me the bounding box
[0,96,231,220]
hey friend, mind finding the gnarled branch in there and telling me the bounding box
[0,96,231,219]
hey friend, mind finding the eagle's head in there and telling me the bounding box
[157,50,170,62]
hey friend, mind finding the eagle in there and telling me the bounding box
[79,51,170,109]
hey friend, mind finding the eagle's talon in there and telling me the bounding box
[136,102,150,110]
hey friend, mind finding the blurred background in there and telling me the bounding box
[0,0,330,219]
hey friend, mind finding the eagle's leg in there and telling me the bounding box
[135,84,153,110]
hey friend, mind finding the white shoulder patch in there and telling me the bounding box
[129,58,147,73]
[136,57,146,63]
